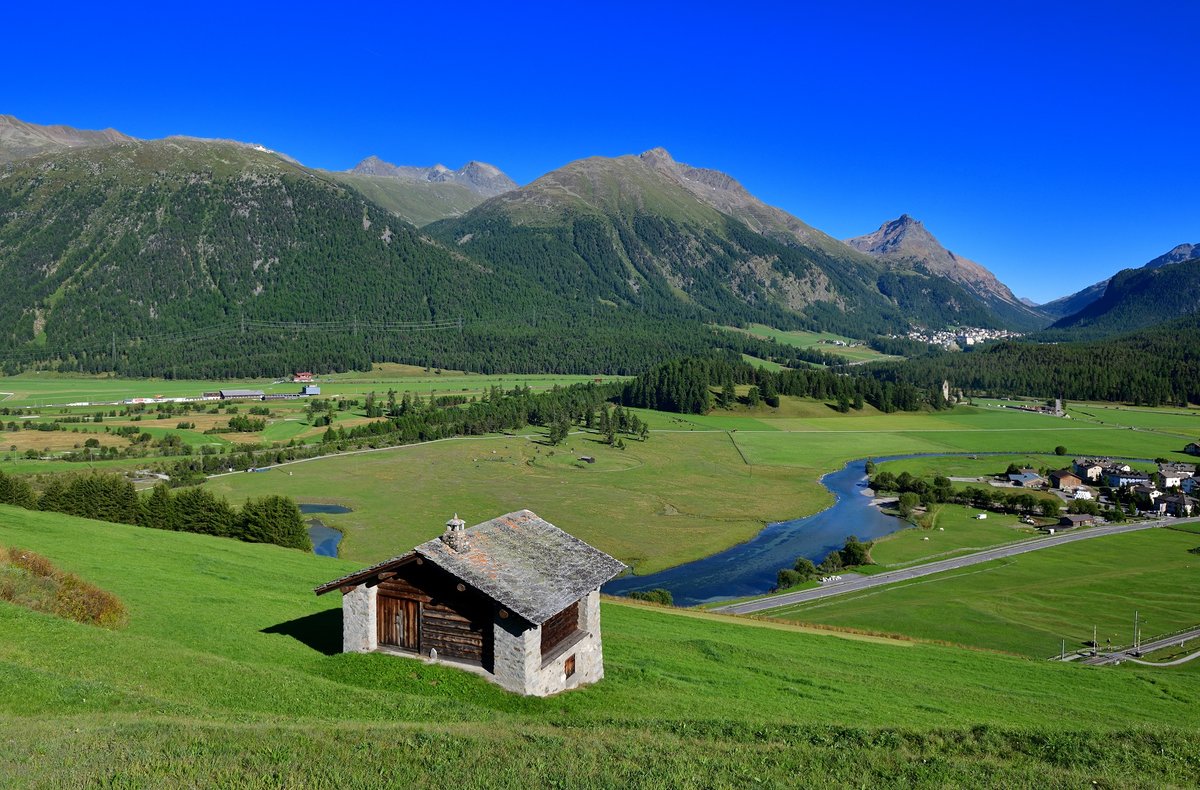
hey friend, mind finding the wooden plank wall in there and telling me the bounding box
[541,600,580,655]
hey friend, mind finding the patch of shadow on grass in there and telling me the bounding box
[261,608,342,656]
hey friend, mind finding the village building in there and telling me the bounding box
[293,372,315,383]
[1154,465,1193,490]
[1049,469,1082,491]
[1007,471,1045,487]
[1103,468,1150,489]
[1057,514,1096,529]
[315,510,625,696]
[218,388,266,400]
[1072,459,1107,482]
[1072,487,1094,500]
[1183,477,1199,495]
[1186,442,1200,457]
[1163,494,1198,518]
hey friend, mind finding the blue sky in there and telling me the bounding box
[5,1,1197,303]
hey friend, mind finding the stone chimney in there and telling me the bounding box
[441,513,469,552]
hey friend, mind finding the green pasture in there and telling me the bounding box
[207,401,1197,576]
[723,324,896,363]
[867,504,1043,567]
[0,507,1197,786]
[765,528,1200,658]
[206,428,828,575]
[0,368,612,408]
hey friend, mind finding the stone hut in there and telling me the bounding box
[314,510,625,696]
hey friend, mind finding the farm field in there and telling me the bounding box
[762,528,1200,658]
[866,504,1042,567]
[207,398,1197,576]
[0,367,610,408]
[722,324,897,363]
[0,507,1197,786]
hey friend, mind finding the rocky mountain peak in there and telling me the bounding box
[0,114,136,164]
[639,147,676,166]
[346,156,515,197]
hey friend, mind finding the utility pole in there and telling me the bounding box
[111,332,116,372]
[1093,625,1098,657]
[1133,610,1141,655]
[1060,639,1065,661]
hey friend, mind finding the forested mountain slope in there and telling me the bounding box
[429,149,1011,335]
[0,139,827,376]
[1042,257,1200,340]
[1039,243,1198,321]
[872,312,1200,406]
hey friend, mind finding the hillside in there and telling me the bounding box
[325,156,519,226]
[874,312,1200,405]
[846,215,1048,330]
[0,114,135,163]
[326,171,490,225]
[1040,243,1199,321]
[429,149,1012,336]
[1045,256,1200,339]
[0,139,820,377]
[0,505,1197,786]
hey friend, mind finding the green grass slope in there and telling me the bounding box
[328,171,487,226]
[0,506,1199,786]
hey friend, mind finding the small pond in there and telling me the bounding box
[299,504,353,515]
[299,503,352,557]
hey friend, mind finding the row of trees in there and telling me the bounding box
[0,470,309,550]
[776,537,873,590]
[621,354,944,415]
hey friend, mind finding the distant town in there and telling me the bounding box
[899,326,1025,349]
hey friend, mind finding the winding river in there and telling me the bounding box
[603,457,902,605]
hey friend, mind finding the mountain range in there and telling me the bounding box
[0,113,1195,377]
[1039,243,1198,320]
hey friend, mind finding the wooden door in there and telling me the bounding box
[378,595,420,651]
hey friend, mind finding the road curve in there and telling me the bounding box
[714,516,1200,615]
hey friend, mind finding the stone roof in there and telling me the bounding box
[315,510,625,625]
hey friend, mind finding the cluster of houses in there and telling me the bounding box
[1001,457,1199,519]
[1070,458,1197,517]
[899,326,1024,349]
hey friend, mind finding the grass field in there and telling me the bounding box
[763,528,1200,658]
[0,507,1198,786]
[867,504,1042,567]
[0,366,611,408]
[722,324,897,363]
[204,399,1198,576]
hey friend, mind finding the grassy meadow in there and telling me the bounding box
[762,527,1200,658]
[202,397,1199,575]
[866,503,1043,567]
[723,323,897,363]
[0,506,1198,786]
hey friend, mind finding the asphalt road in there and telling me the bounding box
[713,516,1200,616]
[1081,626,1200,666]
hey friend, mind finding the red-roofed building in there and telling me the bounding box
[293,372,314,383]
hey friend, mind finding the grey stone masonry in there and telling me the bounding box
[342,583,377,653]
[492,589,604,696]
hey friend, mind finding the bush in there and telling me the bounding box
[1,546,127,628]
[627,588,673,606]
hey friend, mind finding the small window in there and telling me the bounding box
[564,654,576,678]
